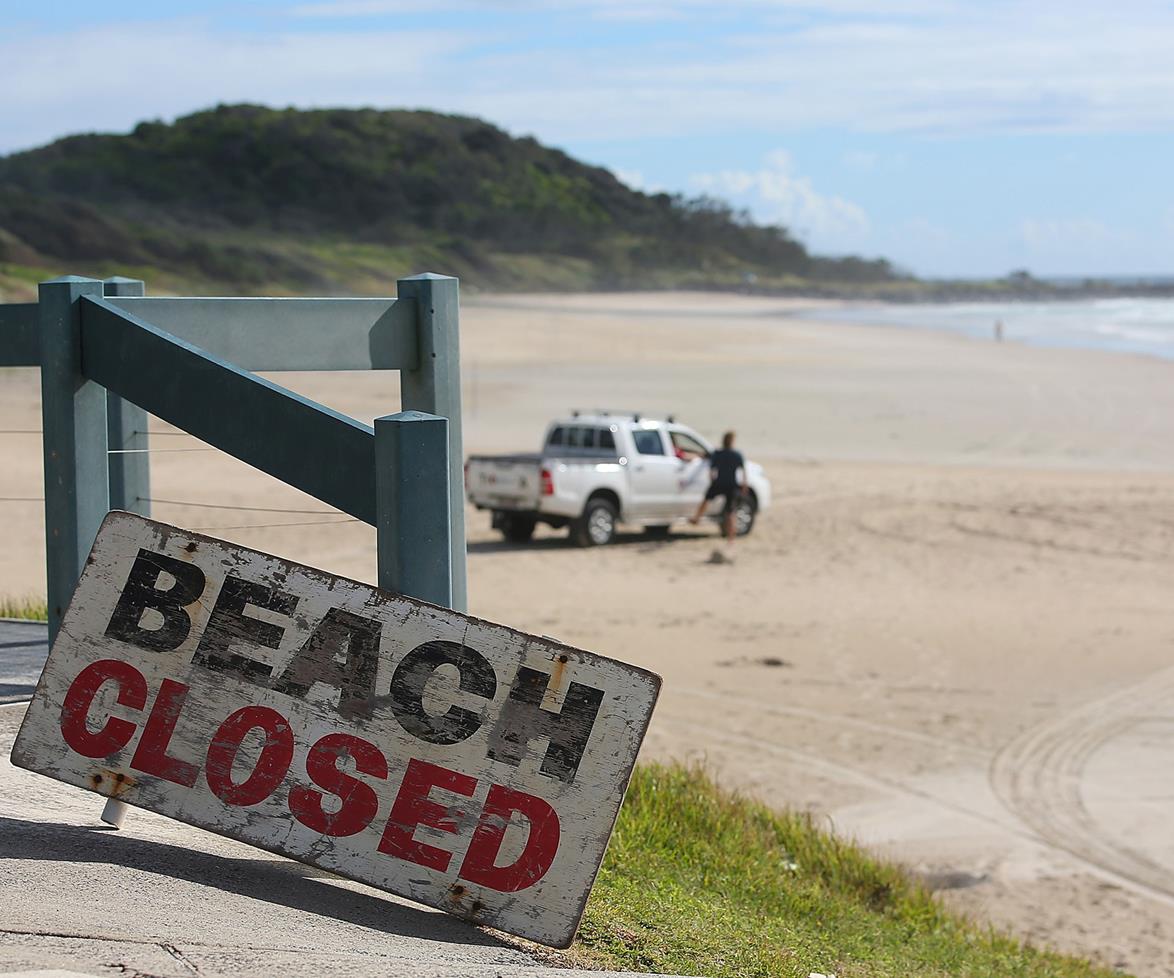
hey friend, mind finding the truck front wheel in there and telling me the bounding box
[498,513,537,543]
[571,497,617,547]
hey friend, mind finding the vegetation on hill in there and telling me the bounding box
[564,763,1124,977]
[0,104,900,295]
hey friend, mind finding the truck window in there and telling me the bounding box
[548,425,615,451]
[670,431,708,459]
[632,429,665,455]
[568,426,592,448]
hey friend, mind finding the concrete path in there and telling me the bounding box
[0,622,674,978]
[0,620,48,705]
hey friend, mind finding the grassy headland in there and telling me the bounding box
[0,104,900,298]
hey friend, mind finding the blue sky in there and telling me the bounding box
[3,0,1173,278]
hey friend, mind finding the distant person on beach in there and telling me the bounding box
[994,319,1004,342]
[689,430,745,553]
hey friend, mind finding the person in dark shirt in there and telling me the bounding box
[689,430,745,547]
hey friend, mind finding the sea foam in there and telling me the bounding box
[814,298,1174,360]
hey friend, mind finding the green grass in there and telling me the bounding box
[565,763,1122,977]
[0,596,47,620]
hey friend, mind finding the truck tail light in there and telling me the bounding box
[540,467,554,496]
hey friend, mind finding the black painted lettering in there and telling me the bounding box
[486,666,604,784]
[389,641,497,745]
[191,575,297,682]
[105,549,206,653]
[273,607,382,718]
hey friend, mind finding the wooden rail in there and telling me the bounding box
[4,272,466,640]
[82,296,380,524]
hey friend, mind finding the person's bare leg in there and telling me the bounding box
[689,499,707,524]
[724,509,736,544]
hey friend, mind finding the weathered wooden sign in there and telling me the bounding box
[12,512,660,947]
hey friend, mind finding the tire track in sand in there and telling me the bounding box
[656,674,1174,911]
[989,664,1174,901]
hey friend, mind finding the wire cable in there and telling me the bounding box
[0,428,199,437]
[107,448,216,454]
[146,497,340,515]
[190,518,361,531]
[0,495,347,518]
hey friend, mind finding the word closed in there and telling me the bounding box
[12,512,660,947]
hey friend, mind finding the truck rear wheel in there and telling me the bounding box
[733,495,756,536]
[571,497,617,547]
[498,513,537,543]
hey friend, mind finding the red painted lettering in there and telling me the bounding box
[130,679,200,786]
[206,706,294,806]
[60,659,146,758]
[289,733,388,837]
[378,759,476,871]
[459,785,560,892]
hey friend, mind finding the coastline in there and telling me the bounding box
[803,295,1174,364]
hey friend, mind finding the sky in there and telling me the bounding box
[3,0,1173,278]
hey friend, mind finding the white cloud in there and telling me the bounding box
[0,24,483,153]
[613,168,650,191]
[6,1,1174,154]
[690,150,869,249]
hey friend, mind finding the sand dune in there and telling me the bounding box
[3,291,1174,974]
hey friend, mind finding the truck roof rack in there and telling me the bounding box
[569,409,676,423]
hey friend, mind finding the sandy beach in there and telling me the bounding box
[3,291,1174,974]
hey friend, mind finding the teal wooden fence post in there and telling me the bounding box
[39,277,109,640]
[374,411,451,608]
[103,277,150,516]
[397,274,466,611]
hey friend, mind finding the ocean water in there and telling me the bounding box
[813,297,1174,361]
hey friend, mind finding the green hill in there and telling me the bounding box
[0,104,899,296]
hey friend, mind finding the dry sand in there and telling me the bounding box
[3,291,1174,974]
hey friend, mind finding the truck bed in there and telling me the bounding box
[466,450,621,515]
[466,450,618,464]
[465,452,544,465]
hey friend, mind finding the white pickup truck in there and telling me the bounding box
[465,413,772,546]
